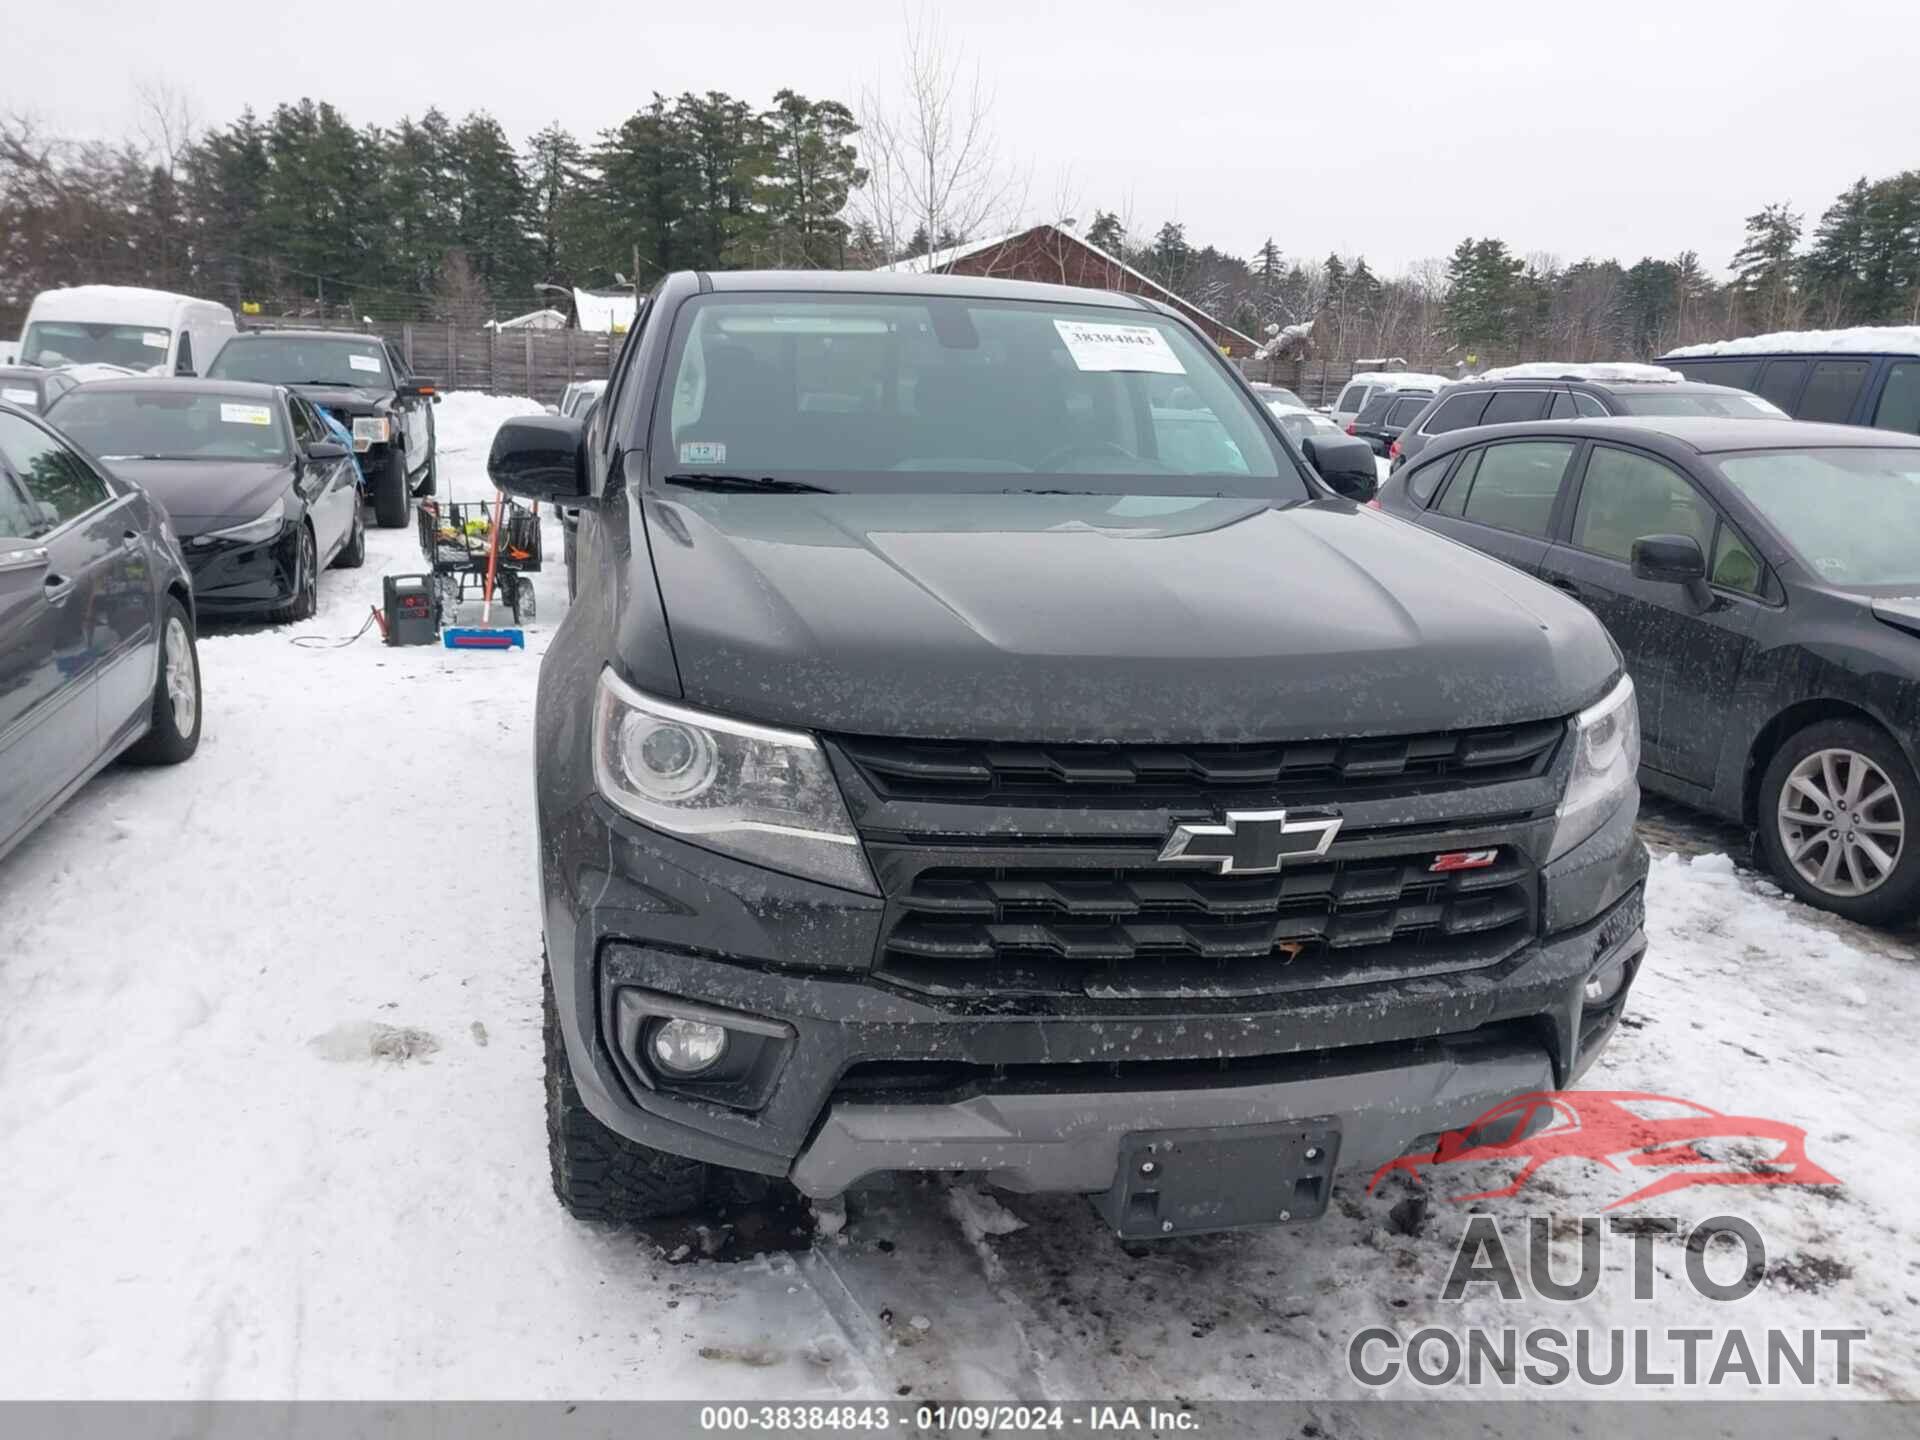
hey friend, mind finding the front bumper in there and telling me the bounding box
[180,524,300,613]
[543,786,1649,1199]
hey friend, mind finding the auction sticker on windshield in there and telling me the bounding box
[349,353,382,373]
[2,387,36,405]
[140,332,169,349]
[1053,319,1185,375]
[220,403,273,426]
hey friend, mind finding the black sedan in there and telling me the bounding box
[47,379,364,622]
[1378,415,1920,924]
[0,400,201,865]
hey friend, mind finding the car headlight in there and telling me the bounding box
[351,416,390,449]
[1549,675,1640,861]
[591,670,876,894]
[201,495,288,545]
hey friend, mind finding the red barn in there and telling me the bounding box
[878,224,1259,358]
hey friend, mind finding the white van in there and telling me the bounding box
[16,286,237,378]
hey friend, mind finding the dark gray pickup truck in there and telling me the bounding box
[488,270,1649,1239]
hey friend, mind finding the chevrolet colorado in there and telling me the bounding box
[488,271,1648,1239]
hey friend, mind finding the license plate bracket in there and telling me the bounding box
[1094,1119,1341,1238]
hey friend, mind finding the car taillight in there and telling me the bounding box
[1345,422,1358,435]
[1388,439,1402,458]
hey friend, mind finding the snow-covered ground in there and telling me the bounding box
[0,395,1915,1407]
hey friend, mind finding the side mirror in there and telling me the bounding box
[490,415,588,502]
[1631,533,1706,584]
[305,439,350,462]
[1632,533,1711,607]
[1301,434,1380,502]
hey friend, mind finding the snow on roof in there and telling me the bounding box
[1346,370,1452,390]
[875,224,1258,349]
[1471,361,1686,384]
[573,288,637,334]
[1666,326,1920,358]
[487,308,568,332]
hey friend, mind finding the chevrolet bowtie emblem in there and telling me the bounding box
[1156,808,1344,875]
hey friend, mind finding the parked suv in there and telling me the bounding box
[1377,415,1920,924]
[1662,328,1920,434]
[206,330,439,527]
[488,271,1647,1239]
[1390,364,1786,473]
[1350,388,1436,456]
[1328,370,1451,430]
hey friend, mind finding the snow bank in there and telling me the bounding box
[1473,361,1685,383]
[1667,325,1920,357]
[432,390,546,459]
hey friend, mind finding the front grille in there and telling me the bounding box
[874,844,1536,1002]
[836,719,1563,803]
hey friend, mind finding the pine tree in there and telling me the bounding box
[592,96,697,281]
[1150,222,1191,290]
[450,111,535,309]
[1086,210,1125,255]
[1730,201,1802,331]
[760,90,863,268]
[525,123,588,286]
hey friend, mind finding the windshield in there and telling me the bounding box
[51,389,291,462]
[1618,390,1787,419]
[22,321,170,371]
[1717,447,1920,586]
[653,293,1307,498]
[208,336,389,387]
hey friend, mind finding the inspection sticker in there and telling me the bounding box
[348,353,382,373]
[679,441,726,464]
[141,332,170,349]
[2,387,37,406]
[1052,319,1185,375]
[220,403,273,426]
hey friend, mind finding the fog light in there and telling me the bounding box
[1584,956,1628,1006]
[649,1018,729,1077]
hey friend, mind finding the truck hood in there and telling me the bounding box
[642,490,1618,742]
[289,384,393,415]
[105,458,292,535]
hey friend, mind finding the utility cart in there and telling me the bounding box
[417,495,542,624]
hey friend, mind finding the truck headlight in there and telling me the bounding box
[201,495,288,546]
[1549,675,1640,861]
[591,670,876,894]
[351,416,390,450]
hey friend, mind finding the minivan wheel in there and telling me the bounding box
[543,960,710,1223]
[1757,719,1920,926]
[126,598,202,766]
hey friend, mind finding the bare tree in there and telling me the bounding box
[854,8,1027,265]
[134,77,198,180]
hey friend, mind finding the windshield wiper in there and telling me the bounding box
[662,473,832,494]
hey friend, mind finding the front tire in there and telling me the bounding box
[544,960,710,1223]
[1756,718,1919,926]
[373,448,409,528]
[271,525,319,624]
[332,504,366,569]
[126,597,201,766]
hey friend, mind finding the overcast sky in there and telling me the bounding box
[12,0,1915,277]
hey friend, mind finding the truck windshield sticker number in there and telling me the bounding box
[220,403,273,426]
[1053,320,1186,375]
